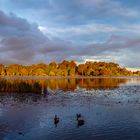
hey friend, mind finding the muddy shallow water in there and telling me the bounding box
[0,77,140,140]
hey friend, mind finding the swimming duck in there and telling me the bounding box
[76,113,85,127]
[54,115,59,125]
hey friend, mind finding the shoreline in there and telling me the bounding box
[1,75,140,79]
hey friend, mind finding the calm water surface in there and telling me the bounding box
[0,77,140,140]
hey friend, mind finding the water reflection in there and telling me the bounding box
[0,78,140,139]
[0,77,133,93]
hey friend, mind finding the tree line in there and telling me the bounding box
[0,60,138,76]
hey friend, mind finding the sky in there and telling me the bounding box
[0,0,140,68]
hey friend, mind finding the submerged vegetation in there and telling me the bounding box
[0,60,138,76]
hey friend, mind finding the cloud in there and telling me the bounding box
[38,21,140,46]
[1,0,140,26]
[0,10,73,64]
[0,0,140,69]
[78,35,140,67]
[39,24,140,37]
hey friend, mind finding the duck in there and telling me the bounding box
[54,115,59,125]
[76,113,85,127]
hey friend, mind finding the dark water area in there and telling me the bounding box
[1,77,140,140]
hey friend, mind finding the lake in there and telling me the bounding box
[0,77,140,140]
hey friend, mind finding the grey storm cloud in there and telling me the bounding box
[0,10,78,64]
[0,10,140,68]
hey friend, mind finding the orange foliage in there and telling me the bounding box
[0,60,134,76]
